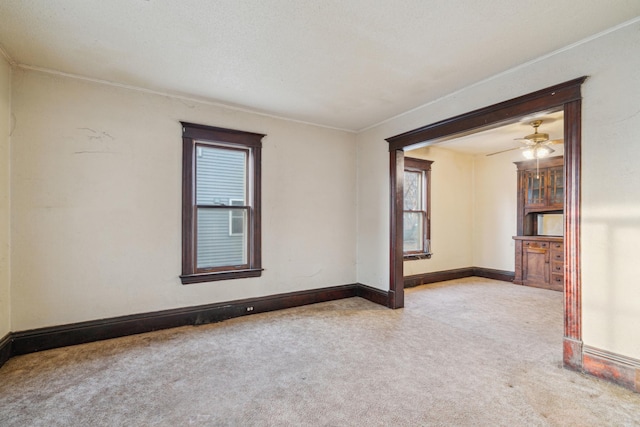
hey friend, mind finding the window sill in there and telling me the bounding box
[180,268,263,284]
[404,253,433,261]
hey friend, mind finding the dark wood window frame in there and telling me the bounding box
[386,76,587,371]
[180,122,264,284]
[403,157,433,260]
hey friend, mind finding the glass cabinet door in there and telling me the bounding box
[525,171,546,206]
[548,167,564,206]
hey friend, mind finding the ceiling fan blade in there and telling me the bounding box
[548,138,564,145]
[514,137,536,146]
[486,147,521,157]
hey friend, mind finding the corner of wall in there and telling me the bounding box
[0,51,12,338]
[470,154,478,266]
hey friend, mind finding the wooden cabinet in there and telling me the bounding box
[523,240,549,285]
[513,237,563,291]
[513,156,564,292]
[516,156,564,215]
[547,166,564,207]
[549,240,564,290]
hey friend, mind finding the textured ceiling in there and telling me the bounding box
[434,111,564,156]
[0,1,639,131]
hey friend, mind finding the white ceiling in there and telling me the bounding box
[433,110,564,156]
[0,1,639,131]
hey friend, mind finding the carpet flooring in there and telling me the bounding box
[1,277,639,426]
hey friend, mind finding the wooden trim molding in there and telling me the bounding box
[583,346,640,393]
[563,100,582,353]
[563,337,583,372]
[180,122,264,284]
[386,77,587,151]
[472,267,515,282]
[404,157,433,260]
[180,269,263,284]
[389,149,405,308]
[405,268,474,288]
[181,122,265,147]
[0,333,11,368]
[404,267,514,288]
[0,284,390,367]
[386,77,587,375]
[357,283,394,307]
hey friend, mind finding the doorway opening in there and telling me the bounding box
[386,77,586,369]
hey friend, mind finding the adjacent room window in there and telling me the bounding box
[181,122,264,284]
[403,157,433,259]
[228,199,245,236]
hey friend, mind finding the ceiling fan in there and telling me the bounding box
[486,120,563,158]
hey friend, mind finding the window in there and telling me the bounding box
[403,157,433,259]
[228,199,245,236]
[181,122,264,284]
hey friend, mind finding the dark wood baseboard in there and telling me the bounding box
[583,345,640,393]
[404,267,514,288]
[0,333,11,368]
[357,283,392,307]
[563,337,583,371]
[1,283,390,368]
[404,268,474,288]
[472,267,515,282]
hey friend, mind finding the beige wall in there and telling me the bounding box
[0,54,10,337]
[404,146,473,275]
[10,69,357,330]
[356,21,640,359]
[406,145,560,275]
[579,23,640,358]
[471,150,517,271]
[471,148,565,272]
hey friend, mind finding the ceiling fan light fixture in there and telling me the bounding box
[522,148,535,159]
[519,121,556,159]
[523,144,554,160]
[535,145,552,158]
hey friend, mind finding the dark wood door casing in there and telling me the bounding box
[385,76,586,370]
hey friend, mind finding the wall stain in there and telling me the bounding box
[77,127,115,141]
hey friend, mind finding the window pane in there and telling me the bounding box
[229,207,246,236]
[404,171,422,210]
[197,208,247,269]
[196,146,246,206]
[403,212,424,252]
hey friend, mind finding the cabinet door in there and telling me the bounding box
[523,244,550,286]
[523,170,547,208]
[548,166,564,208]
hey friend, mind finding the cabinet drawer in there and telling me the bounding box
[552,261,564,274]
[551,251,564,261]
[551,242,563,251]
[551,274,564,286]
[524,241,548,249]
